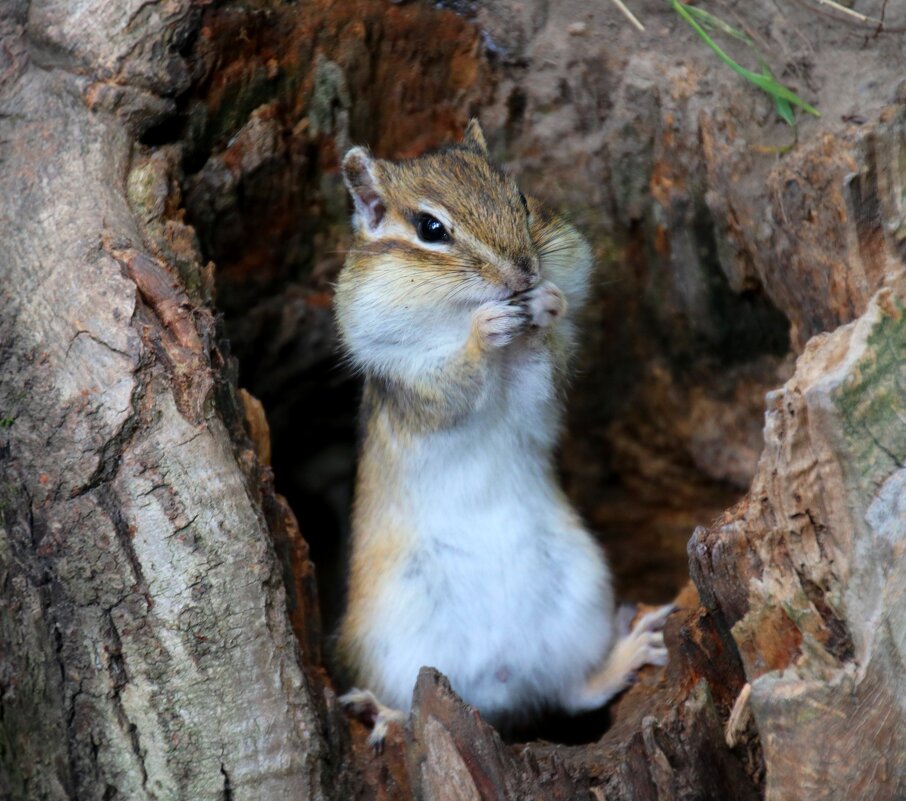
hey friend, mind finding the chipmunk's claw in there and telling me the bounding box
[521,280,566,328]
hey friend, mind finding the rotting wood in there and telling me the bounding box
[2,0,906,799]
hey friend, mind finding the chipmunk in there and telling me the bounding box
[334,120,673,748]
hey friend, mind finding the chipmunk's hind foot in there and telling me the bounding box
[567,603,675,713]
[339,688,406,754]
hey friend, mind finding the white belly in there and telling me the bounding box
[360,400,616,720]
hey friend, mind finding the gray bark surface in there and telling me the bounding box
[0,2,329,799]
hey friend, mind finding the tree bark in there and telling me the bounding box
[0,2,334,799]
[2,0,905,799]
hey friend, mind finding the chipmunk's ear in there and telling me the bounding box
[342,147,385,233]
[462,118,488,156]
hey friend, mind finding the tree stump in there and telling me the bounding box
[2,0,905,799]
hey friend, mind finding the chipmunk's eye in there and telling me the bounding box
[415,213,450,244]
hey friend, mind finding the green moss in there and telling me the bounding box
[833,300,906,497]
[780,592,813,628]
[0,390,23,430]
[126,162,157,210]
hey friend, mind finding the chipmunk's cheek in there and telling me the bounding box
[479,264,506,287]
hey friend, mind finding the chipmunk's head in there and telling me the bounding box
[341,120,540,302]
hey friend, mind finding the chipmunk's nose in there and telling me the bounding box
[515,255,540,287]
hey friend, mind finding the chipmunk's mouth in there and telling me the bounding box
[474,280,517,302]
[497,281,537,300]
[493,277,539,301]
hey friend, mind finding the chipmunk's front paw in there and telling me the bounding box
[473,300,532,348]
[522,281,566,328]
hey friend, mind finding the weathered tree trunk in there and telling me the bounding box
[0,3,336,799]
[2,0,905,799]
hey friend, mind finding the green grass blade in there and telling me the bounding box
[773,94,796,126]
[687,4,797,127]
[683,4,751,44]
[764,67,796,125]
[670,0,820,118]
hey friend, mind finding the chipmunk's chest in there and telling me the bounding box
[472,344,561,451]
[363,464,613,715]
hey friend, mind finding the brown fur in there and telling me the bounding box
[343,145,540,293]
